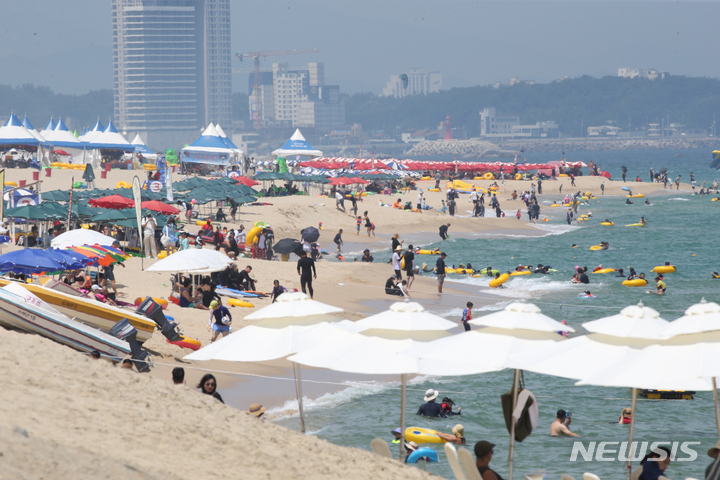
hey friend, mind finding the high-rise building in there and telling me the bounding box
[382,68,442,98]
[247,62,344,133]
[112,0,231,149]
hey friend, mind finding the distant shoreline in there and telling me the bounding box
[404,137,718,158]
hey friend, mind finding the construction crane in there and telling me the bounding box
[236,49,320,129]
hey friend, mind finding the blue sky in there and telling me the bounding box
[3,0,718,95]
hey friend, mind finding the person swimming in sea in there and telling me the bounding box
[534,264,544,274]
[640,216,648,226]
[485,266,494,277]
[579,291,595,298]
[601,242,609,250]
[492,272,507,288]
[653,275,666,295]
[626,268,637,280]
[615,268,625,277]
[645,198,651,205]
[626,198,633,204]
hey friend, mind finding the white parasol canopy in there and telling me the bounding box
[469,301,575,333]
[353,300,457,339]
[184,321,359,363]
[662,298,720,337]
[146,249,232,274]
[582,301,670,339]
[244,292,343,320]
[51,229,117,249]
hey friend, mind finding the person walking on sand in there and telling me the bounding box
[516,209,521,220]
[675,174,681,190]
[355,215,361,236]
[333,229,343,253]
[570,173,576,187]
[141,212,158,258]
[363,211,375,238]
[416,191,423,213]
[335,190,346,212]
[601,181,605,195]
[403,245,415,290]
[461,302,473,332]
[436,252,447,294]
[439,223,450,240]
[208,300,232,342]
[297,251,317,299]
[391,246,403,280]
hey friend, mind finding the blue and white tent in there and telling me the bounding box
[42,118,56,133]
[79,119,104,143]
[21,116,46,143]
[214,124,240,151]
[84,120,133,151]
[42,118,83,148]
[271,129,322,158]
[0,113,42,147]
[131,134,157,160]
[181,124,239,166]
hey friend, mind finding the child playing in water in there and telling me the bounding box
[516,209,521,220]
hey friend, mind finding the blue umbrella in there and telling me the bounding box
[0,249,71,274]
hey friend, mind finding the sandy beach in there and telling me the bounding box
[0,166,702,477]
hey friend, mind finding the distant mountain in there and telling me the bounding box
[344,75,720,137]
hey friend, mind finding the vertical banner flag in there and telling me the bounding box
[132,175,143,256]
[67,176,74,229]
[165,163,174,202]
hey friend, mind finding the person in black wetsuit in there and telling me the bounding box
[237,266,257,291]
[579,269,589,284]
[385,276,404,296]
[416,389,446,417]
[297,251,317,299]
[439,223,450,240]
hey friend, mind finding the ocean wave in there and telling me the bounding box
[265,375,438,419]
[533,223,581,236]
[434,302,509,319]
[667,198,689,201]
[448,275,581,299]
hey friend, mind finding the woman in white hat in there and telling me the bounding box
[435,424,466,445]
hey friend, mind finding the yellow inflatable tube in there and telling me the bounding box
[590,245,603,251]
[245,226,262,246]
[712,198,720,202]
[627,194,645,198]
[428,188,440,192]
[622,279,648,287]
[483,172,494,180]
[405,427,445,444]
[653,266,676,274]
[510,270,531,276]
[228,298,254,308]
[116,181,130,189]
[489,273,509,288]
[600,222,614,226]
[416,250,440,255]
[592,268,616,274]
[421,176,432,181]
[515,173,522,180]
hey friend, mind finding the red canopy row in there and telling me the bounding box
[89,195,180,214]
[298,157,554,172]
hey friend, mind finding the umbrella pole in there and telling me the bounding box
[508,369,520,480]
[627,387,637,480]
[294,362,306,434]
[400,373,407,462]
[713,378,720,439]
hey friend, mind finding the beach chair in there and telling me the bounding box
[443,443,468,480]
[583,474,601,480]
[457,446,483,480]
[560,475,577,480]
[369,438,392,459]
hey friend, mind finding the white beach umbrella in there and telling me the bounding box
[662,298,720,338]
[184,321,359,363]
[582,301,670,339]
[146,249,232,274]
[51,229,117,249]
[469,301,574,333]
[244,291,343,321]
[353,300,458,340]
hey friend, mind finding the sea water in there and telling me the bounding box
[275,148,720,479]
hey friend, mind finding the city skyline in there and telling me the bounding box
[1,1,719,96]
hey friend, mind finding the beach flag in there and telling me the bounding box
[711,150,720,170]
[132,176,143,257]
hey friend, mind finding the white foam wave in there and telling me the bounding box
[533,223,581,236]
[448,275,582,299]
[265,375,438,419]
[433,302,508,319]
[667,198,689,201]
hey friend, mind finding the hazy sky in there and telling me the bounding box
[2,1,719,95]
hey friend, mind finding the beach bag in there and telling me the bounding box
[501,373,538,442]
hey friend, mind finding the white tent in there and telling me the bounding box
[131,134,158,161]
[272,129,322,158]
[84,120,133,151]
[21,116,46,144]
[0,113,42,147]
[181,124,240,166]
[79,119,104,143]
[41,118,82,148]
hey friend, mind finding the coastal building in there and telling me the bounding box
[479,108,558,139]
[231,132,261,155]
[112,0,232,149]
[618,68,668,80]
[248,62,345,133]
[587,125,621,137]
[382,68,442,98]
